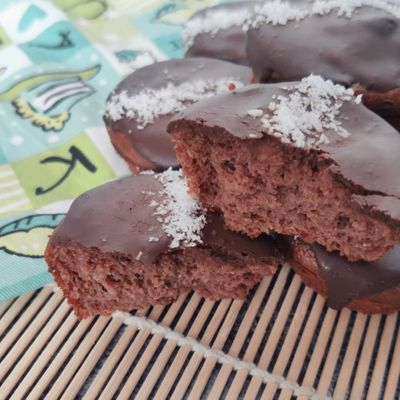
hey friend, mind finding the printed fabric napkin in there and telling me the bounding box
[0,0,229,302]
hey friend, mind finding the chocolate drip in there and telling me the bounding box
[51,174,278,264]
[247,6,400,92]
[105,58,252,170]
[312,244,400,309]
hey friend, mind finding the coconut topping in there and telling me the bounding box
[182,0,400,48]
[252,0,400,28]
[150,169,206,249]
[247,108,264,118]
[105,79,244,128]
[258,75,361,148]
[182,7,254,48]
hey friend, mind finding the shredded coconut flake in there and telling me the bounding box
[141,190,156,195]
[247,108,264,118]
[105,78,244,128]
[139,170,155,176]
[135,251,143,261]
[251,0,400,28]
[182,7,254,48]
[152,169,206,249]
[259,75,357,148]
[248,132,263,139]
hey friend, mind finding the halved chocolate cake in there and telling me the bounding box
[45,170,280,318]
[168,76,400,262]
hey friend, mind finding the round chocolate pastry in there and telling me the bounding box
[246,1,400,129]
[288,238,400,314]
[168,77,400,262]
[182,2,260,65]
[46,169,280,318]
[104,58,252,172]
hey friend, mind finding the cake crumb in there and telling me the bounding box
[228,83,236,91]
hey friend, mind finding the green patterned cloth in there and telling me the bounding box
[0,0,230,302]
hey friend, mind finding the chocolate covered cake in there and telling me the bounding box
[288,238,400,314]
[168,76,400,262]
[182,2,260,65]
[45,170,280,318]
[104,58,252,173]
[246,0,400,130]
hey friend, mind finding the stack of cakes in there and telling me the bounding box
[45,0,400,318]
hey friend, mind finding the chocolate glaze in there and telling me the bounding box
[104,58,252,171]
[169,83,400,212]
[50,174,279,264]
[185,2,260,65]
[246,6,400,92]
[311,243,400,309]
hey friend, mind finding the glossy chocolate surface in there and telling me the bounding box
[185,2,260,65]
[105,58,252,170]
[169,83,400,211]
[51,174,278,264]
[312,243,400,308]
[246,6,400,92]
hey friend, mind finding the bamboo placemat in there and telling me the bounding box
[0,264,399,400]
